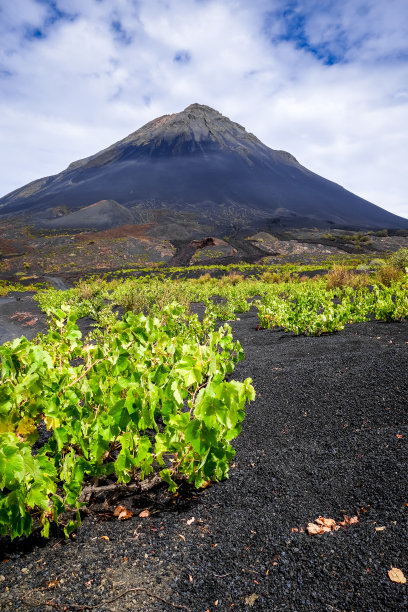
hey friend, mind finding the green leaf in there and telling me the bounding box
[159,469,178,493]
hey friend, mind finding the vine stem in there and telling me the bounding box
[64,359,104,389]
[78,473,164,502]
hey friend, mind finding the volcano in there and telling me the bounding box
[0,103,406,233]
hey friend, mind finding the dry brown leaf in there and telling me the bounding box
[396,434,403,439]
[139,509,150,518]
[388,567,406,584]
[189,575,193,583]
[113,505,133,520]
[316,516,336,529]
[47,580,59,589]
[307,523,324,535]
[186,517,195,526]
[375,526,386,532]
[99,535,110,540]
[118,508,133,520]
[114,505,126,517]
[338,515,359,526]
[178,533,186,541]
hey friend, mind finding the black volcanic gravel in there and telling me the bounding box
[0,306,407,611]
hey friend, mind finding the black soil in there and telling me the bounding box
[0,304,407,611]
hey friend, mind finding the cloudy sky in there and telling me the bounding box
[0,0,407,217]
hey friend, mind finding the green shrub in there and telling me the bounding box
[389,248,408,271]
[375,264,403,286]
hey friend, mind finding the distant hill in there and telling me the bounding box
[0,103,406,233]
[42,200,135,230]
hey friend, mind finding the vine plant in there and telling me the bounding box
[0,304,254,540]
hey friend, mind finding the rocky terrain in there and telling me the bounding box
[1,219,408,286]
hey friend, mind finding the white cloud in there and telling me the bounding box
[0,0,407,218]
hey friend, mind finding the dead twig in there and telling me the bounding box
[22,586,191,611]
[73,586,191,610]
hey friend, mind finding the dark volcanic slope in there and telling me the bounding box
[0,302,407,611]
[0,103,406,231]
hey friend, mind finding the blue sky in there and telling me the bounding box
[0,0,407,217]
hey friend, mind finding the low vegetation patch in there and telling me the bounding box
[2,247,408,540]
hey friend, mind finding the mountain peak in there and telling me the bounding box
[183,102,222,114]
[0,104,406,231]
[113,101,261,156]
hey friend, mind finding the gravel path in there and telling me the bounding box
[0,307,407,611]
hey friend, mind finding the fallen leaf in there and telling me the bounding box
[114,505,133,520]
[214,600,219,606]
[47,580,59,589]
[189,575,193,583]
[245,594,259,607]
[396,434,403,439]
[307,523,325,535]
[99,535,110,540]
[25,318,38,326]
[178,534,186,541]
[375,526,386,532]
[139,509,150,518]
[388,567,406,584]
[316,516,336,529]
[114,505,126,516]
[186,517,195,526]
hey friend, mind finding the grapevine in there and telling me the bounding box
[0,303,254,540]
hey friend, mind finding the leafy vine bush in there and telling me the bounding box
[0,304,254,540]
[389,248,408,271]
[0,279,43,297]
[256,278,408,335]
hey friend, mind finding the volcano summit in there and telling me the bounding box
[0,103,406,234]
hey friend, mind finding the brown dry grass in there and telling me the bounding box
[375,264,403,286]
[326,265,371,289]
[76,224,154,241]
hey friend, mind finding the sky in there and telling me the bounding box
[0,0,407,218]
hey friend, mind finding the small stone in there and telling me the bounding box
[0,575,5,582]
[21,568,29,574]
